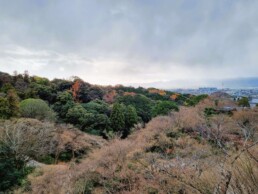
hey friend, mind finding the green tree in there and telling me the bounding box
[0,97,11,119]
[117,95,153,122]
[82,99,110,115]
[66,104,88,125]
[6,89,20,117]
[80,113,110,136]
[20,98,56,121]
[0,145,31,191]
[185,94,208,106]
[152,101,179,117]
[238,97,250,107]
[53,91,75,120]
[123,105,138,137]
[110,103,125,133]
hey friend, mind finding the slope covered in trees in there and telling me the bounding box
[12,98,258,194]
[0,71,257,193]
[0,71,201,137]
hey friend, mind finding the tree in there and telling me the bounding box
[110,103,125,133]
[66,104,88,125]
[0,119,55,191]
[51,78,73,92]
[6,89,20,117]
[20,98,56,121]
[118,94,153,122]
[53,91,75,120]
[82,99,111,115]
[0,71,12,88]
[185,94,208,106]
[123,105,138,137]
[152,101,179,117]
[30,82,56,103]
[238,97,250,107]
[0,97,10,119]
[80,113,110,136]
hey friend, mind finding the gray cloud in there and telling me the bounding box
[0,0,258,87]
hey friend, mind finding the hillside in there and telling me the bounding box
[15,100,258,193]
[0,71,257,193]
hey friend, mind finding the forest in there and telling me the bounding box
[0,71,257,193]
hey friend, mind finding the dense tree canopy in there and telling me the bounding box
[152,101,179,117]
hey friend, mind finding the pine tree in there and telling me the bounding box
[110,103,125,132]
[125,105,138,129]
[123,105,138,138]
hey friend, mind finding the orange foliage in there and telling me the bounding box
[148,89,166,96]
[170,93,179,100]
[71,80,81,101]
[123,92,136,96]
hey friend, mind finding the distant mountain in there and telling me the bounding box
[132,77,258,89]
[222,77,258,88]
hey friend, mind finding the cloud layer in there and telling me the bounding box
[0,0,258,87]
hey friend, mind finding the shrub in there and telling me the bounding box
[20,98,56,121]
[152,100,179,117]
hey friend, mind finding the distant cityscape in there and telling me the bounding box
[170,87,258,107]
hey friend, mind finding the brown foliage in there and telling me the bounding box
[103,90,117,103]
[19,106,258,194]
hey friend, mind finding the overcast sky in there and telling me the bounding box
[0,0,258,88]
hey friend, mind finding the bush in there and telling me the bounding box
[152,101,179,117]
[20,98,56,121]
[0,97,11,119]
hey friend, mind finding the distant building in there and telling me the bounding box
[249,98,258,108]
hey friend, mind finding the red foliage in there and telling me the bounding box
[103,90,117,103]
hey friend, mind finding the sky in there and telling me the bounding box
[0,0,258,88]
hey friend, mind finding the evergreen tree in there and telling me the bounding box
[0,97,11,119]
[53,91,75,120]
[123,105,138,137]
[125,105,138,129]
[110,103,125,133]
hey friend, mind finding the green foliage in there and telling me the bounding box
[0,143,33,191]
[110,103,125,132]
[204,107,217,117]
[53,91,75,120]
[66,104,88,125]
[123,105,138,137]
[0,72,13,88]
[238,97,250,107]
[118,94,153,122]
[51,78,73,92]
[31,76,50,86]
[185,94,208,106]
[81,113,110,135]
[82,99,110,115]
[30,82,56,103]
[20,98,56,121]
[80,100,111,135]
[7,89,20,117]
[1,83,14,93]
[152,101,179,117]
[0,97,11,119]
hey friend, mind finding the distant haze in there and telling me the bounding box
[1,1,258,88]
[131,77,258,89]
